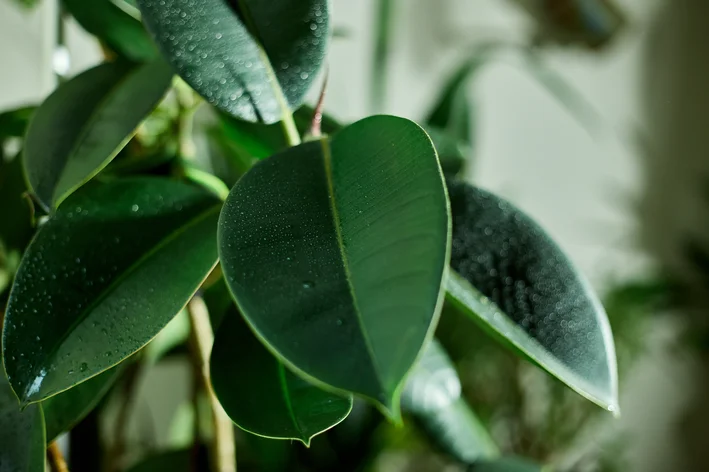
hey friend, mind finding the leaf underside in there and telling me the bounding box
[445,180,618,411]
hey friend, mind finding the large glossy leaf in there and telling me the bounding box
[218,116,450,417]
[23,60,173,210]
[211,309,353,445]
[138,0,330,123]
[402,340,498,464]
[62,0,158,62]
[445,180,618,411]
[43,364,123,442]
[3,178,221,404]
[0,372,45,472]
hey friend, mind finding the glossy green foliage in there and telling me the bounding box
[424,126,470,177]
[138,0,330,123]
[402,340,498,464]
[211,310,353,445]
[62,0,157,62]
[0,374,44,472]
[445,180,618,411]
[23,60,173,210]
[219,116,450,416]
[43,365,123,442]
[3,178,221,404]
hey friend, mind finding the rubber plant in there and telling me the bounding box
[0,1,618,471]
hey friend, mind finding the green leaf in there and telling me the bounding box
[62,0,158,62]
[445,180,618,412]
[23,59,174,210]
[218,115,451,417]
[211,308,353,445]
[0,372,45,472]
[0,155,33,253]
[424,126,470,177]
[402,340,498,464]
[138,0,330,124]
[43,364,123,442]
[3,178,221,404]
[0,105,36,140]
[472,457,546,472]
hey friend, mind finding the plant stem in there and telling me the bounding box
[106,361,143,472]
[175,80,199,161]
[309,70,330,138]
[47,441,69,472]
[187,296,236,472]
[372,0,393,113]
[280,111,301,147]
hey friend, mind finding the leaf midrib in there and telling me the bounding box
[318,138,388,401]
[22,203,221,402]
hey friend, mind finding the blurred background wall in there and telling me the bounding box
[2,0,707,470]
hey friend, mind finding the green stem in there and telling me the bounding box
[372,0,393,113]
[280,111,301,147]
[187,297,236,472]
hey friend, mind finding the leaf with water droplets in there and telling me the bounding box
[137,0,330,123]
[62,0,158,62]
[24,59,173,210]
[3,178,221,404]
[42,364,123,442]
[445,180,619,412]
[0,372,45,472]
[402,340,499,464]
[211,307,352,445]
[218,115,451,418]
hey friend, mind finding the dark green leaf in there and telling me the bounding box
[0,105,36,140]
[0,372,45,472]
[218,116,450,417]
[3,178,221,404]
[62,0,158,62]
[24,60,173,210]
[0,155,33,253]
[371,0,393,112]
[424,126,470,177]
[43,364,123,442]
[445,180,618,411]
[402,340,498,463]
[472,457,546,472]
[138,0,330,123]
[211,309,353,445]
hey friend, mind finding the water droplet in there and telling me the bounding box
[79,362,88,373]
[302,281,315,289]
[131,204,139,212]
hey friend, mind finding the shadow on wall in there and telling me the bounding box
[641,1,709,470]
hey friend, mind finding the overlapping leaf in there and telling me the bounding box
[62,0,158,62]
[3,178,221,404]
[445,180,618,411]
[218,116,450,417]
[402,340,498,464]
[211,309,352,445]
[42,364,123,442]
[0,373,44,472]
[23,60,173,210]
[138,0,330,123]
